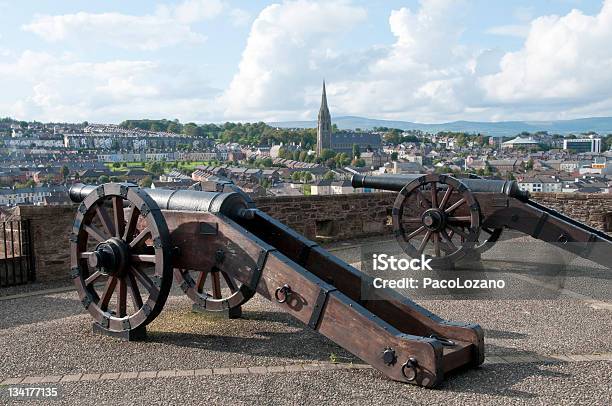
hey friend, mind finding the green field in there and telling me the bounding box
[104,161,212,173]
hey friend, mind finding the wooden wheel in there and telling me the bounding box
[392,174,481,267]
[70,183,172,333]
[174,266,255,311]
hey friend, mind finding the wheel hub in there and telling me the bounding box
[89,237,129,276]
[421,208,446,231]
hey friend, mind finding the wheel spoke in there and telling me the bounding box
[221,271,238,293]
[439,186,453,210]
[112,197,125,238]
[448,226,468,239]
[447,216,471,223]
[440,230,458,251]
[402,218,422,224]
[405,226,426,241]
[130,266,159,296]
[99,276,117,311]
[417,231,432,255]
[84,224,108,243]
[433,233,440,257]
[95,205,116,237]
[129,227,151,248]
[127,272,143,309]
[85,270,103,286]
[448,229,455,239]
[79,251,94,259]
[444,198,466,214]
[211,271,222,299]
[123,205,139,241]
[117,277,127,317]
[131,254,156,263]
[415,189,432,208]
[196,271,208,294]
[430,182,438,208]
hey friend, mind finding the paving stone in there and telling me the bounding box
[100,372,121,380]
[284,365,305,372]
[39,375,62,383]
[21,376,43,384]
[136,371,156,379]
[194,369,213,376]
[212,368,232,375]
[157,370,177,378]
[120,372,139,379]
[175,370,194,377]
[229,368,250,374]
[265,366,286,373]
[80,374,101,381]
[60,374,82,382]
[1,377,24,385]
[247,366,268,374]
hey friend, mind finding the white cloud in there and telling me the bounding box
[0,51,221,122]
[22,0,226,50]
[221,0,367,120]
[480,0,612,111]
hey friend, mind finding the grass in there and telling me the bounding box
[105,161,212,172]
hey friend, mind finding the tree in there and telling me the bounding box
[301,172,313,183]
[145,161,163,176]
[352,144,361,159]
[390,152,398,161]
[98,175,110,184]
[61,165,70,180]
[323,171,335,180]
[525,158,534,171]
[291,172,302,182]
[320,149,336,161]
[139,176,153,188]
[112,162,121,168]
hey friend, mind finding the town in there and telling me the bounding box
[0,81,612,206]
[1,82,610,207]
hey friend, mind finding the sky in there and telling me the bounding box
[0,0,611,124]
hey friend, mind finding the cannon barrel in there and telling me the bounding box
[351,174,529,200]
[69,183,252,218]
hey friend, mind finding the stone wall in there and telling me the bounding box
[253,193,396,241]
[15,205,76,282]
[530,192,612,231]
[8,192,611,283]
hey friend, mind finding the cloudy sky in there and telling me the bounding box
[1,0,611,123]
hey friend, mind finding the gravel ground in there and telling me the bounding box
[12,361,610,406]
[0,234,610,405]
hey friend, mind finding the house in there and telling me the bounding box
[518,177,562,193]
[331,180,353,194]
[124,169,153,183]
[487,159,519,174]
[311,180,332,195]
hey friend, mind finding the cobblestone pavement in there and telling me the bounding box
[0,235,610,405]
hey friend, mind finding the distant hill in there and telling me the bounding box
[269,116,612,137]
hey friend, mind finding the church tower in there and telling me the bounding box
[316,81,332,156]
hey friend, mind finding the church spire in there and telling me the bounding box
[321,80,328,111]
[316,80,332,156]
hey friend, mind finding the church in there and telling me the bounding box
[316,81,381,156]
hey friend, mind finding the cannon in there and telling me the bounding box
[351,173,612,268]
[68,182,485,388]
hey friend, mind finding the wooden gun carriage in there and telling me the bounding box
[351,173,611,269]
[68,182,486,388]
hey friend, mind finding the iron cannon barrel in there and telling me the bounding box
[69,183,251,218]
[351,174,529,200]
